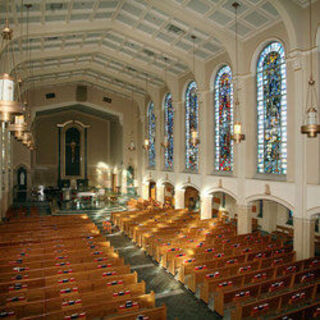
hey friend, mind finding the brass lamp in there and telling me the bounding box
[143,138,150,151]
[8,115,27,140]
[0,21,23,122]
[300,0,320,137]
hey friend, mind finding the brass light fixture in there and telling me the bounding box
[0,6,23,123]
[161,57,169,150]
[231,2,245,143]
[161,135,169,149]
[190,127,200,147]
[8,115,27,140]
[301,0,320,137]
[143,138,150,151]
[190,34,200,147]
[128,90,136,151]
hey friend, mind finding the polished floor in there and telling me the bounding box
[88,212,221,320]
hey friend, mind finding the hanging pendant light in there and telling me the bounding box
[190,35,200,146]
[231,2,245,143]
[301,0,320,137]
[143,138,150,151]
[161,57,169,150]
[143,76,151,151]
[128,90,136,151]
[161,135,169,149]
[8,115,27,140]
[0,12,23,123]
[190,127,200,147]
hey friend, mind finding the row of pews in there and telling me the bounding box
[111,208,320,320]
[0,213,167,319]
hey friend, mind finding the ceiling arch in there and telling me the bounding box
[0,0,306,98]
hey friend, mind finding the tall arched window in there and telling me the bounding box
[164,93,174,170]
[185,81,199,171]
[257,42,287,175]
[214,65,233,172]
[147,101,156,169]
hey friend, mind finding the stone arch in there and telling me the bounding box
[268,0,298,50]
[245,193,294,213]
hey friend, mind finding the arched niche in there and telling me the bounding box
[184,186,200,212]
[57,120,90,188]
[211,191,237,220]
[248,198,293,238]
[149,180,156,200]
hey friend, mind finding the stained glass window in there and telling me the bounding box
[164,93,174,170]
[257,42,287,174]
[147,101,156,169]
[214,65,233,172]
[185,81,199,171]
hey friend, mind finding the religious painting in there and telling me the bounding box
[65,127,81,176]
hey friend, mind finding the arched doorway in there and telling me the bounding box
[249,199,293,240]
[211,191,236,220]
[184,186,200,212]
[149,181,156,200]
[164,182,175,208]
[16,166,27,201]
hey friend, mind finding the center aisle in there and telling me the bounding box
[87,212,220,320]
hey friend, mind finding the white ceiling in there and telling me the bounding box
[0,0,300,97]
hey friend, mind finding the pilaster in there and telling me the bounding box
[237,204,252,235]
[293,217,315,260]
[175,188,185,209]
[200,194,213,220]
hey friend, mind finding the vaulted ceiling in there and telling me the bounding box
[0,0,306,98]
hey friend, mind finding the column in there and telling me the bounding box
[58,127,61,186]
[293,217,315,260]
[175,188,185,209]
[156,183,165,203]
[261,200,278,233]
[142,182,149,200]
[198,89,210,176]
[237,204,252,235]
[173,100,183,172]
[200,194,213,220]
[84,128,88,180]
[106,171,112,190]
[121,169,127,195]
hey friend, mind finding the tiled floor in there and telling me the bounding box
[78,208,218,320]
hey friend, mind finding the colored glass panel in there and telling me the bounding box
[164,93,174,170]
[214,65,233,171]
[147,101,156,169]
[185,81,199,171]
[257,42,287,174]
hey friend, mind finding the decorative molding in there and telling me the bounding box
[264,184,271,195]
[218,178,223,189]
[57,119,90,128]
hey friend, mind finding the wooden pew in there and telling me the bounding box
[231,284,317,320]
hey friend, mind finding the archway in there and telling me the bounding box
[211,191,236,221]
[16,166,27,202]
[149,180,156,201]
[163,182,175,208]
[184,186,200,212]
[248,198,293,241]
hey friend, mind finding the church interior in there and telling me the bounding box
[0,0,320,319]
